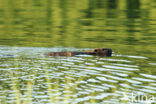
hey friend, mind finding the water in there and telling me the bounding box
[0,0,156,104]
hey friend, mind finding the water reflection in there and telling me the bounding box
[126,0,140,18]
[0,0,155,49]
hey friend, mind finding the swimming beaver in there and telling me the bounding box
[45,48,112,57]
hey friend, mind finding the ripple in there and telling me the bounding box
[87,66,111,71]
[94,93,112,99]
[112,63,138,68]
[143,86,156,90]
[110,72,128,77]
[84,62,94,65]
[103,65,139,71]
[0,46,155,104]
[127,79,142,84]
[138,89,156,93]
[150,83,156,86]
[96,77,107,81]
[87,79,100,83]
[148,63,156,65]
[78,91,90,95]
[120,84,134,89]
[119,55,148,59]
[75,96,91,103]
[132,77,155,82]
[102,84,116,88]
[140,73,156,79]
[96,77,118,83]
[100,58,132,62]
[102,74,126,81]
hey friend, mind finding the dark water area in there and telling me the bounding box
[0,0,156,104]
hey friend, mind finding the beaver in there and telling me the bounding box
[45,48,112,57]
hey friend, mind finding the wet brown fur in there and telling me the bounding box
[46,48,112,57]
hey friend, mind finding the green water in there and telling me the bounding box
[0,0,156,104]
